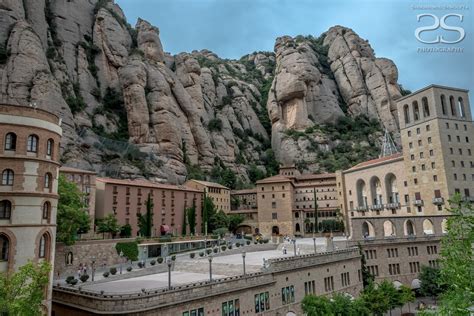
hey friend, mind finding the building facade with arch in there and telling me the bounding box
[0,104,62,314]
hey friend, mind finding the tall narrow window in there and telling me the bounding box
[440,95,447,115]
[422,97,430,117]
[46,139,54,157]
[4,133,16,150]
[0,235,9,261]
[0,200,12,219]
[39,234,48,259]
[2,169,14,186]
[44,173,52,189]
[413,101,420,121]
[42,202,51,220]
[449,96,456,116]
[458,97,466,118]
[403,104,410,123]
[27,135,39,153]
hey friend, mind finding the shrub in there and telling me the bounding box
[65,276,75,284]
[208,118,223,132]
[190,253,196,259]
[243,235,252,240]
[199,252,205,257]
[103,272,110,278]
[263,239,270,244]
[259,240,263,244]
[213,248,218,253]
[157,257,164,264]
[80,274,89,283]
[236,242,241,248]
[110,267,117,275]
[221,245,227,251]
[126,266,132,272]
[206,249,212,255]
[246,240,251,245]
[137,262,144,268]
[171,255,176,261]
[150,260,156,266]
[70,278,78,286]
[228,245,233,250]
[254,241,258,244]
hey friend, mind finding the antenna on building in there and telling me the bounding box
[380,129,399,157]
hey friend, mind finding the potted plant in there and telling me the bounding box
[213,248,218,253]
[110,267,117,275]
[221,245,227,251]
[70,278,78,286]
[80,274,89,283]
[190,253,196,259]
[138,262,144,268]
[171,255,176,261]
[126,266,133,272]
[103,272,110,278]
[65,276,75,284]
[157,257,164,264]
[246,240,251,245]
[206,249,212,255]
[150,260,156,266]
[199,252,204,257]
[236,242,241,248]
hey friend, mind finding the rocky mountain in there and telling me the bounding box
[0,0,405,186]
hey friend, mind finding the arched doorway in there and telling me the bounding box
[272,226,279,235]
[404,220,416,236]
[295,223,300,233]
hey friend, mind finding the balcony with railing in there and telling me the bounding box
[413,200,424,207]
[432,197,444,205]
[385,202,400,210]
[369,204,384,211]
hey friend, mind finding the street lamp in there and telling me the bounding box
[208,254,213,282]
[91,256,96,281]
[292,239,297,256]
[166,257,172,290]
[242,250,246,276]
[313,237,317,254]
[119,251,124,274]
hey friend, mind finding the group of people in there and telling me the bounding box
[77,263,89,278]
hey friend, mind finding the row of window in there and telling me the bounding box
[0,200,51,220]
[0,232,50,262]
[1,169,53,189]
[403,95,466,125]
[3,133,55,156]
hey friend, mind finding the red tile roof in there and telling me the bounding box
[231,188,257,195]
[296,173,336,181]
[256,174,293,184]
[96,177,202,192]
[348,153,403,170]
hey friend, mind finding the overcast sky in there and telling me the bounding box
[116,0,473,111]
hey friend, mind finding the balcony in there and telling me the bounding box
[462,196,474,203]
[369,204,384,211]
[413,200,424,207]
[386,202,400,210]
[354,206,368,212]
[432,197,444,205]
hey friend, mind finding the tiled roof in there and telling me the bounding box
[296,173,336,181]
[231,188,257,195]
[96,177,202,192]
[348,153,403,170]
[186,179,229,190]
[60,166,97,174]
[256,174,293,184]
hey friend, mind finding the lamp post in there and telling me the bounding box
[119,251,124,274]
[292,239,297,256]
[242,250,246,276]
[166,257,172,290]
[208,254,213,282]
[204,237,207,255]
[313,237,317,254]
[91,256,96,281]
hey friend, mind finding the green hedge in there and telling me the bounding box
[115,241,139,261]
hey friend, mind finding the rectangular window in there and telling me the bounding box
[272,201,276,208]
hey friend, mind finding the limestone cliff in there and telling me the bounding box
[0,1,404,185]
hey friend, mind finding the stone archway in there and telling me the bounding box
[272,226,280,235]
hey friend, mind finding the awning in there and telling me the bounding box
[160,225,170,234]
[411,279,421,289]
[393,281,403,289]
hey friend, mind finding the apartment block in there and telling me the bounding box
[185,179,230,212]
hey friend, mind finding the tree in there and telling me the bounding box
[209,210,229,232]
[301,295,333,316]
[438,194,474,314]
[228,214,244,233]
[120,224,132,238]
[181,206,187,236]
[398,285,415,314]
[358,243,373,288]
[57,175,90,245]
[313,188,318,233]
[221,168,237,189]
[419,265,445,300]
[0,261,51,315]
[302,293,370,316]
[378,280,402,316]
[187,203,197,235]
[137,193,154,237]
[96,214,120,238]
[202,193,215,235]
[360,281,391,316]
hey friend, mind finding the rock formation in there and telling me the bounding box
[0,1,404,184]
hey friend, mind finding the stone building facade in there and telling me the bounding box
[52,248,363,316]
[185,179,231,212]
[0,104,62,314]
[95,178,204,237]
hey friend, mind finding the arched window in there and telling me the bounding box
[39,234,48,259]
[441,219,448,234]
[356,179,367,207]
[0,200,12,219]
[413,101,420,121]
[370,176,383,205]
[458,97,466,118]
[440,95,447,115]
[4,133,16,150]
[404,220,416,236]
[362,221,375,238]
[46,139,54,157]
[403,104,410,123]
[383,220,396,237]
[0,235,9,261]
[422,97,430,117]
[42,202,50,220]
[44,173,52,189]
[449,96,456,116]
[422,219,434,235]
[2,169,14,186]
[385,173,399,203]
[27,135,39,153]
